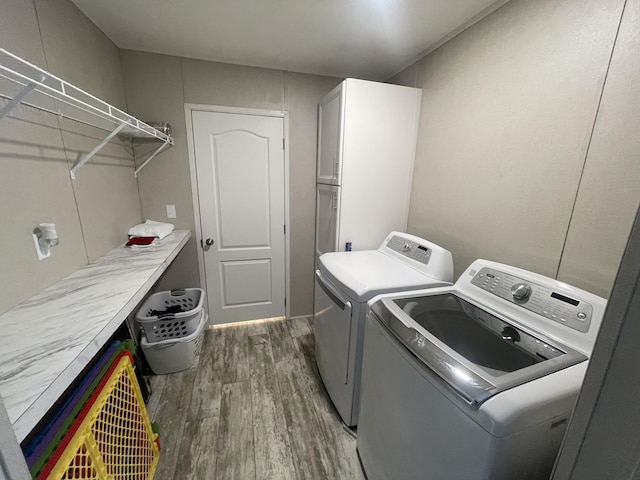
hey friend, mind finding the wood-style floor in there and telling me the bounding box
[145,316,365,480]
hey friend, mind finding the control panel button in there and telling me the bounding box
[511,283,532,301]
[471,267,593,333]
[386,236,432,265]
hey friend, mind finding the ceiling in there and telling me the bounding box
[71,0,509,81]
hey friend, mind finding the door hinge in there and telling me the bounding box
[284,297,287,307]
[283,138,285,149]
[284,224,286,234]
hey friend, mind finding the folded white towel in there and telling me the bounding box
[128,220,175,240]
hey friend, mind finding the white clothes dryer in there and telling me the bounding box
[357,259,607,480]
[314,231,454,426]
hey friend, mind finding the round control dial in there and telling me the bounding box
[402,243,412,252]
[511,283,532,301]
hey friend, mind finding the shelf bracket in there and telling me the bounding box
[0,81,39,120]
[134,139,171,178]
[70,122,127,179]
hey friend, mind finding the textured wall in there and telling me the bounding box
[555,0,640,296]
[0,0,140,314]
[390,0,633,298]
[552,5,640,472]
[120,50,341,316]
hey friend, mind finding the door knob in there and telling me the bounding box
[201,238,214,250]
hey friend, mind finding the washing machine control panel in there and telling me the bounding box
[385,235,432,265]
[470,267,593,333]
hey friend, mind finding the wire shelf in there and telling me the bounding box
[0,48,174,177]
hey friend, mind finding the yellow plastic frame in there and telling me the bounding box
[46,355,159,480]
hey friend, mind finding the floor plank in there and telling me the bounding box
[294,333,365,479]
[287,317,313,337]
[188,329,223,422]
[245,319,269,336]
[248,334,296,480]
[151,366,198,479]
[275,358,337,480]
[291,333,337,439]
[174,416,219,480]
[219,324,250,384]
[267,320,298,362]
[214,381,255,480]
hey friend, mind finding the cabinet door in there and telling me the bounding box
[316,184,340,256]
[317,85,343,185]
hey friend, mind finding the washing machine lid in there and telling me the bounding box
[370,291,587,406]
[318,250,450,302]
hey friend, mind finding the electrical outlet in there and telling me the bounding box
[166,204,176,219]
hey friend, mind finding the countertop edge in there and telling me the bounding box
[9,230,191,441]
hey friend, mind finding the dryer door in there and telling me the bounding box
[314,270,353,418]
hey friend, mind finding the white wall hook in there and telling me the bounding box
[33,223,59,261]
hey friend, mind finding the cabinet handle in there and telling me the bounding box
[332,193,338,210]
[333,158,339,179]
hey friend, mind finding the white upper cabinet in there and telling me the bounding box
[316,184,341,256]
[315,79,423,253]
[316,85,344,185]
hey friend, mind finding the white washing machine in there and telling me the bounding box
[314,231,454,427]
[357,259,607,480]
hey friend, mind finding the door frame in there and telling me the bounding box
[184,103,291,321]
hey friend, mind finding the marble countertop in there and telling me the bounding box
[0,230,191,441]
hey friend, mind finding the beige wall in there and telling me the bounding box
[7,0,632,319]
[555,0,640,296]
[120,50,341,316]
[0,0,141,314]
[389,0,637,298]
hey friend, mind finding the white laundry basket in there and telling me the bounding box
[135,288,204,342]
[141,310,208,374]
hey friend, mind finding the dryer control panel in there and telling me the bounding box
[470,267,593,333]
[385,235,432,265]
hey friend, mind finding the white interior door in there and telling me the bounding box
[192,110,286,324]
